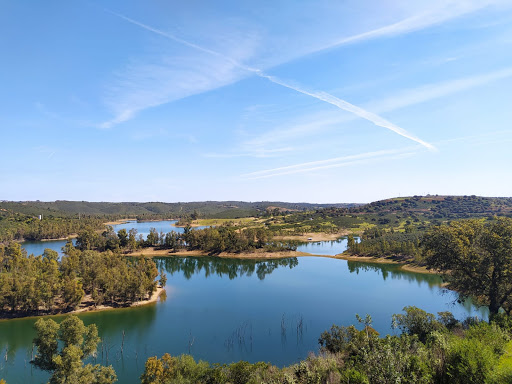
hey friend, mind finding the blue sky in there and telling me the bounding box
[1,0,512,203]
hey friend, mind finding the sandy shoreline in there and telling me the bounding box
[124,248,312,259]
[124,246,436,275]
[333,254,436,274]
[103,218,138,226]
[0,287,166,321]
[273,231,350,242]
[71,286,166,315]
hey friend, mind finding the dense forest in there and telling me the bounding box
[0,241,159,315]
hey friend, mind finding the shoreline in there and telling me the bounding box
[71,286,166,314]
[333,254,436,274]
[124,247,436,275]
[273,231,350,242]
[103,218,138,226]
[124,247,313,259]
[0,287,166,321]
[14,218,138,244]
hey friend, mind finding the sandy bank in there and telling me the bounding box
[124,247,312,259]
[0,287,166,320]
[123,247,436,274]
[333,254,436,275]
[103,218,137,226]
[273,231,350,242]
[71,286,166,314]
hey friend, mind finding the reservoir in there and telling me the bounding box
[1,222,486,384]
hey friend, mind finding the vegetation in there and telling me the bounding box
[346,230,423,262]
[74,223,298,255]
[0,241,158,316]
[0,209,104,243]
[32,315,116,383]
[422,217,512,316]
[138,307,512,384]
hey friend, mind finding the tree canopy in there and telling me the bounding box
[422,217,512,316]
[33,315,116,384]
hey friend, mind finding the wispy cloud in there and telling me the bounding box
[241,147,421,179]
[204,146,294,159]
[106,9,434,150]
[100,53,250,129]
[315,0,504,52]
[255,73,435,150]
[369,66,512,113]
[242,66,512,150]
[242,129,512,180]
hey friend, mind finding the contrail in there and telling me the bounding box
[256,73,436,150]
[242,148,418,179]
[106,8,435,150]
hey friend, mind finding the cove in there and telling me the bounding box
[0,253,486,384]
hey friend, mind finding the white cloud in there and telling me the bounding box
[100,1,506,130]
[316,0,505,52]
[241,66,512,150]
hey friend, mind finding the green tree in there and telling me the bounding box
[117,229,128,248]
[32,315,116,384]
[422,218,512,315]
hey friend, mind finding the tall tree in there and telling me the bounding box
[32,315,116,384]
[422,218,512,316]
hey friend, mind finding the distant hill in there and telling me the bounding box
[0,200,360,219]
[278,195,512,234]
[350,195,512,219]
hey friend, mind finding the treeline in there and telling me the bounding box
[138,307,512,384]
[75,224,298,254]
[0,210,105,242]
[183,225,298,253]
[346,230,424,262]
[0,241,158,315]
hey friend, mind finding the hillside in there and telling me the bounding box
[0,200,359,219]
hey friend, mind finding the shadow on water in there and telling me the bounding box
[154,256,299,281]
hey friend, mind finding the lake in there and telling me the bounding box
[20,220,193,257]
[1,222,486,384]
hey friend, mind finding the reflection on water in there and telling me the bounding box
[155,256,299,280]
[1,237,489,384]
[346,261,442,288]
[296,237,349,256]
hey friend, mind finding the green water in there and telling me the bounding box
[0,254,486,384]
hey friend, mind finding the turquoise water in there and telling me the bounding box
[3,224,486,384]
[0,254,486,384]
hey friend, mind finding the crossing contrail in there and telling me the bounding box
[105,8,435,150]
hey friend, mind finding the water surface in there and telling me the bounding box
[3,224,486,384]
[0,254,486,384]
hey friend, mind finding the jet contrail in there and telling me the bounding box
[256,73,436,150]
[106,8,435,150]
[242,148,418,179]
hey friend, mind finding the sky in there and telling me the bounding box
[1,0,512,203]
